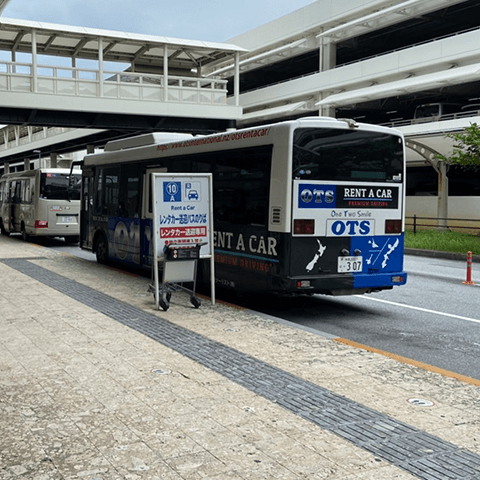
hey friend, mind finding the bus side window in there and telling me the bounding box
[22,180,30,203]
[94,167,120,215]
[13,181,21,203]
[29,179,34,204]
[94,168,103,214]
[104,168,120,216]
[213,146,272,227]
[120,164,141,218]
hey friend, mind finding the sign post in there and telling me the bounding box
[151,173,215,309]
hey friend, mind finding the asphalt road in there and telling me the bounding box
[243,254,480,382]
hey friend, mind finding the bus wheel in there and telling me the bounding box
[0,220,9,236]
[95,234,109,264]
[21,224,29,242]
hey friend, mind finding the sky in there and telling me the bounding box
[2,0,316,43]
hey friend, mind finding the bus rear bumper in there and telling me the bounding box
[276,271,407,296]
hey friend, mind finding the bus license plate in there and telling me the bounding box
[338,256,363,273]
[61,216,75,223]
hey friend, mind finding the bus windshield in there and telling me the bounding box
[293,128,403,183]
[40,172,81,200]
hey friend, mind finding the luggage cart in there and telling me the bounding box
[153,242,205,311]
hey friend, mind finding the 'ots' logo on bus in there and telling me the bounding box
[298,184,336,209]
[329,220,372,236]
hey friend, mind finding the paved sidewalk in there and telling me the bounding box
[1,235,480,480]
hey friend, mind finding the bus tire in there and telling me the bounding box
[95,233,109,264]
[21,223,29,242]
[0,220,9,236]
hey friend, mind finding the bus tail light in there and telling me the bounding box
[34,220,48,229]
[294,219,315,235]
[385,219,402,234]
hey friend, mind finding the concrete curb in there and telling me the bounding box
[405,247,480,263]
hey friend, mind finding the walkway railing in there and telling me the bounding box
[407,215,480,234]
[0,61,228,105]
[381,110,480,129]
[0,126,78,151]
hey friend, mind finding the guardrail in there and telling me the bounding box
[382,110,480,129]
[0,61,228,106]
[406,215,480,234]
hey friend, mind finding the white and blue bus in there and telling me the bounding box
[80,117,407,296]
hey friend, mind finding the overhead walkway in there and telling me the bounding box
[3,106,478,173]
[391,112,480,162]
[0,17,245,165]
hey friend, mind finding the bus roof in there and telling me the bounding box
[0,167,80,179]
[85,118,403,167]
[104,133,194,152]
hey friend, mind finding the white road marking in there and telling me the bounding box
[357,295,480,325]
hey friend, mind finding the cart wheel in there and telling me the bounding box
[166,292,172,302]
[190,296,201,309]
[159,298,170,311]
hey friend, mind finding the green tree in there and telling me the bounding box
[435,122,480,167]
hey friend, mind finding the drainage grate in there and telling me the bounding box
[4,258,480,480]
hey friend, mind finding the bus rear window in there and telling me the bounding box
[293,128,403,183]
[40,172,81,200]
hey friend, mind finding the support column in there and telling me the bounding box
[86,145,95,154]
[321,38,336,71]
[50,153,58,169]
[434,160,449,230]
[32,29,38,93]
[405,140,450,230]
[4,163,10,174]
[14,126,20,146]
[24,159,31,171]
[163,44,169,102]
[98,37,104,97]
[318,38,336,117]
[234,52,240,107]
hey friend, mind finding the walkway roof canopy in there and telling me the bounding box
[0,17,246,71]
[317,63,480,108]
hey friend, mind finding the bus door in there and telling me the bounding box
[141,167,167,267]
[0,179,10,234]
[81,170,94,249]
[101,165,142,265]
[10,180,21,232]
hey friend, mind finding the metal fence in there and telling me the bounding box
[406,215,480,234]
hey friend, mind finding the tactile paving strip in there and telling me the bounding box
[4,258,480,480]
